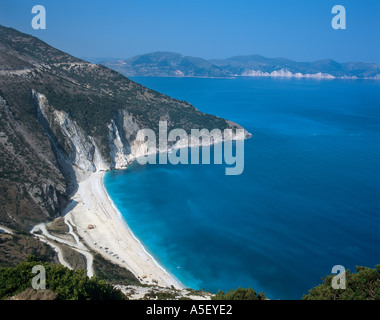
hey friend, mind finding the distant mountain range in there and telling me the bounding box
[97,52,380,80]
[99,52,230,78]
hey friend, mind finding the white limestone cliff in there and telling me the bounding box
[32,90,251,183]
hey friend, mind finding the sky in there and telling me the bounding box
[1,0,380,64]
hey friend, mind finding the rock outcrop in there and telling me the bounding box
[31,90,250,184]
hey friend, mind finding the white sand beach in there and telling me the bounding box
[66,171,183,289]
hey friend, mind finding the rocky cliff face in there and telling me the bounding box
[32,90,108,184]
[0,94,66,230]
[31,90,250,184]
[108,110,141,170]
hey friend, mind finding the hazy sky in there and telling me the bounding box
[1,0,380,63]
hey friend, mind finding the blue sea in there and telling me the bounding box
[104,77,380,299]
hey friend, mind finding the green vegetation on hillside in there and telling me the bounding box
[0,233,57,268]
[212,265,380,300]
[92,253,140,286]
[303,265,380,300]
[212,287,266,300]
[0,256,125,300]
[0,257,379,300]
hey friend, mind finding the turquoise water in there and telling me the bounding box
[104,77,380,299]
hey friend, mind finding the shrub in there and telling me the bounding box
[303,265,380,300]
[212,287,266,300]
[0,256,125,300]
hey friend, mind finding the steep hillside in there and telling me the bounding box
[0,25,248,266]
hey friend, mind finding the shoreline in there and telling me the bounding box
[66,170,184,289]
[62,132,252,288]
[101,172,185,288]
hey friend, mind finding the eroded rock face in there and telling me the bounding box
[27,183,60,218]
[33,90,149,175]
[0,93,68,228]
[32,90,251,181]
[32,90,108,181]
[108,118,130,170]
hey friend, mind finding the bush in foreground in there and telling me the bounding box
[1,257,379,300]
[0,256,125,300]
[303,265,380,300]
[212,287,266,300]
